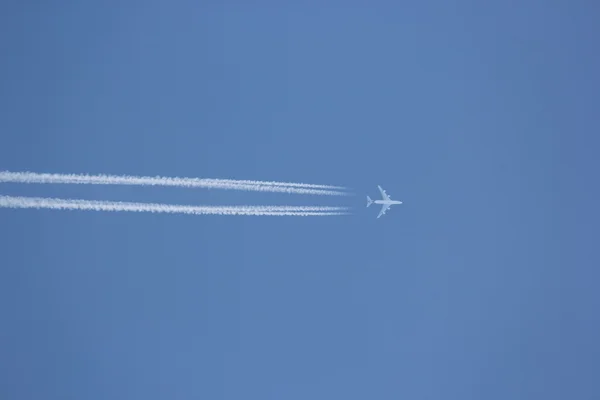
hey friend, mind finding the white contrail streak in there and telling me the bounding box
[0,171,350,196]
[0,195,351,216]
[207,178,346,190]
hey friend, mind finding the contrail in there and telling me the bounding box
[0,171,350,196]
[0,195,351,216]
[207,178,346,190]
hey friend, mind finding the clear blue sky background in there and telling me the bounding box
[1,2,599,399]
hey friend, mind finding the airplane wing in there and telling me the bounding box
[377,203,391,219]
[378,185,391,201]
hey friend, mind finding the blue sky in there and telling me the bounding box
[1,2,599,399]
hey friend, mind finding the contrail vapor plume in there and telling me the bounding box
[207,178,346,190]
[0,195,351,216]
[0,171,350,196]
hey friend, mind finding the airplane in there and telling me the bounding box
[366,185,402,218]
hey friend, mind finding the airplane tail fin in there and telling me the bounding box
[366,196,373,207]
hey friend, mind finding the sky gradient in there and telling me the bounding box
[1,2,599,399]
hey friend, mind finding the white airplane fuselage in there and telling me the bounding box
[374,200,402,205]
[367,185,402,218]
